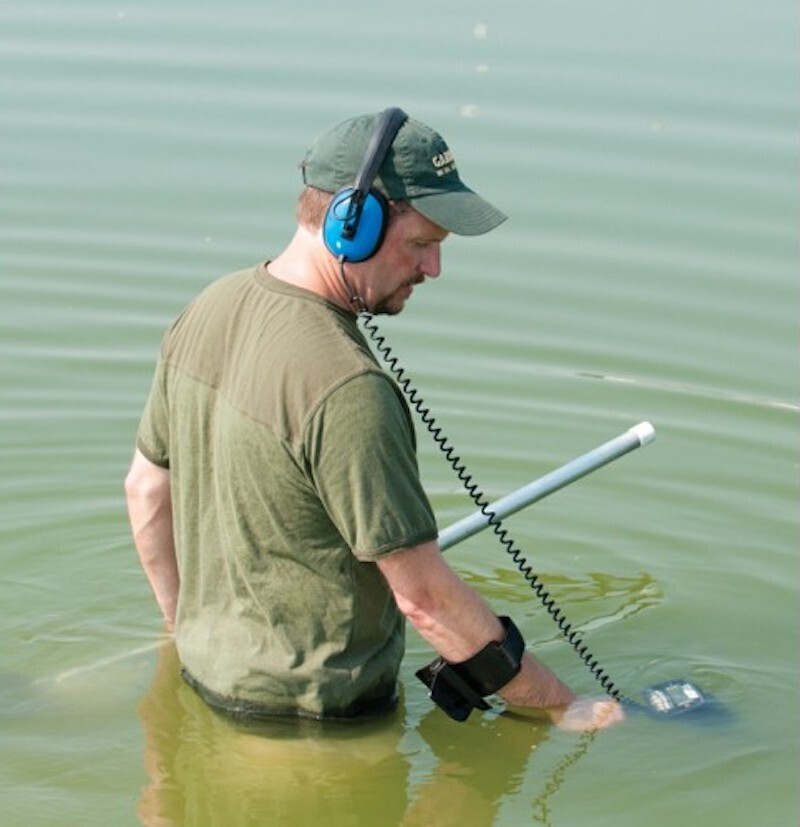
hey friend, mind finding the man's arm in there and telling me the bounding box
[377,541,623,730]
[125,449,179,629]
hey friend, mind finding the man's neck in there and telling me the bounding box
[267,226,356,314]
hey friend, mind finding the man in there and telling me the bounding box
[125,109,623,731]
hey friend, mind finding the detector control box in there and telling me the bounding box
[642,680,707,716]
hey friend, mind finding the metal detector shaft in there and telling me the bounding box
[437,421,656,552]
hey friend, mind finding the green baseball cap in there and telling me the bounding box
[300,110,507,236]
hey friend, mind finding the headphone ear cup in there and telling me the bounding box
[323,187,388,263]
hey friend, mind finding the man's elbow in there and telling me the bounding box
[389,581,446,637]
[124,451,170,507]
[377,542,452,632]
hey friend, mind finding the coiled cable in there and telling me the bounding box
[361,312,633,706]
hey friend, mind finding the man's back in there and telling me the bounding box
[136,264,437,718]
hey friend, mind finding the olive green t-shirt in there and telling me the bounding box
[137,264,438,718]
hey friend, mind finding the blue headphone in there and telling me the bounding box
[322,107,408,263]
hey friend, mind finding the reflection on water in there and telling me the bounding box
[529,731,598,826]
[137,643,408,825]
[137,643,603,827]
[544,571,662,637]
[472,567,663,641]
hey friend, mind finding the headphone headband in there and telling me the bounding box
[352,107,408,199]
[324,107,409,261]
[340,107,408,241]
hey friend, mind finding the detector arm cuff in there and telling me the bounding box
[415,616,525,722]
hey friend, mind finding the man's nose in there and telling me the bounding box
[422,244,442,278]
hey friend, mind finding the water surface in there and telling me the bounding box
[1,1,797,825]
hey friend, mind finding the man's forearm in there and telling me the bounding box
[411,602,576,712]
[125,450,179,628]
[378,542,575,710]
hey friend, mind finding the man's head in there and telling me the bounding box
[291,109,506,316]
[299,109,507,241]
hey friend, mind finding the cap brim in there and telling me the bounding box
[410,188,507,236]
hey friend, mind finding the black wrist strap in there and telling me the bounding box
[416,616,525,722]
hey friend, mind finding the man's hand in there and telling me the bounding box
[548,697,625,732]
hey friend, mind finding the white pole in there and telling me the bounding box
[438,422,656,552]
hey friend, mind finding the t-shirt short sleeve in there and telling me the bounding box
[136,355,171,468]
[305,371,438,561]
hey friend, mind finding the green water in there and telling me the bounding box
[2,1,797,825]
